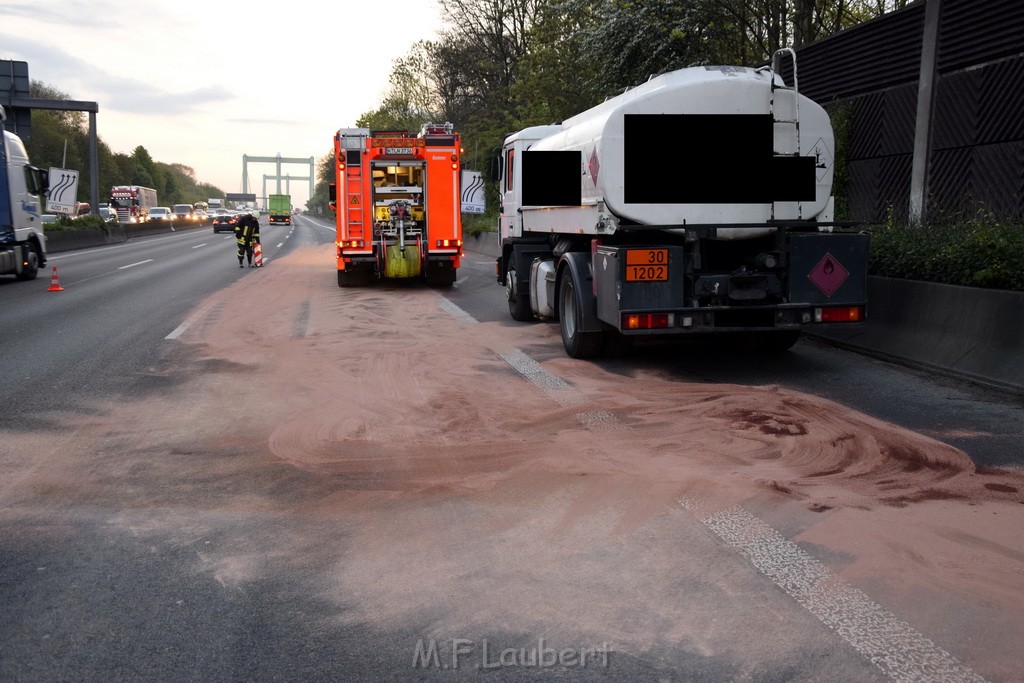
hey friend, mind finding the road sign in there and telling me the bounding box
[461,170,485,214]
[0,60,31,140]
[47,167,80,215]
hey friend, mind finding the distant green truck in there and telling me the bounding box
[268,194,291,224]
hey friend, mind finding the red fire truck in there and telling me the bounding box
[330,123,463,287]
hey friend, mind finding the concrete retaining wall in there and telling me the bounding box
[46,221,211,253]
[812,277,1024,394]
[464,233,1024,394]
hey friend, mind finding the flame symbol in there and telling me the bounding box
[823,258,835,275]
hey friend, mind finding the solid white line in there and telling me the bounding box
[437,297,478,324]
[192,243,207,249]
[680,501,986,683]
[119,259,153,270]
[438,297,620,427]
[165,323,189,340]
[494,347,586,408]
[165,303,218,340]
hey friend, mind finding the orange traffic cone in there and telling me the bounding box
[253,241,264,267]
[47,265,64,292]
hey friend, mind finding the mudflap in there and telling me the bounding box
[593,245,686,330]
[788,233,869,307]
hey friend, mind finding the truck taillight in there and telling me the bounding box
[435,239,462,248]
[815,306,864,323]
[338,239,364,248]
[623,313,674,330]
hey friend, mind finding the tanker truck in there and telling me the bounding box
[1,105,49,281]
[496,50,868,358]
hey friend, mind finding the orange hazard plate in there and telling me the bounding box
[625,249,669,281]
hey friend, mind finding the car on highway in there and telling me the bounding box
[98,207,119,225]
[212,212,239,233]
[172,204,196,221]
[148,207,173,222]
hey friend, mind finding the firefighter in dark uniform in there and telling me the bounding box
[234,211,261,267]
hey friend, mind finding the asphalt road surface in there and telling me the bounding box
[1,215,1021,681]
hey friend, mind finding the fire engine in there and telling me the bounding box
[110,185,157,223]
[330,123,463,287]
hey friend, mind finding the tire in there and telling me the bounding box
[15,243,40,281]
[506,258,533,321]
[559,274,604,359]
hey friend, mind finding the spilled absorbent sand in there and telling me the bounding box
[11,242,1022,678]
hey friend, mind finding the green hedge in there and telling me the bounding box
[463,210,497,237]
[869,209,1024,291]
[43,214,112,232]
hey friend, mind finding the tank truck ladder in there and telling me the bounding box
[770,47,802,220]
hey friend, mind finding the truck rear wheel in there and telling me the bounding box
[506,259,532,321]
[15,243,40,281]
[559,275,604,359]
[426,262,456,288]
[338,267,370,287]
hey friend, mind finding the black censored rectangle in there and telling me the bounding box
[522,151,582,206]
[624,114,816,204]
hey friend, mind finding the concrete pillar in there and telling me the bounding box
[88,111,99,214]
[909,0,942,224]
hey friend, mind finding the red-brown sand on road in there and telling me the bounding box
[5,243,1022,678]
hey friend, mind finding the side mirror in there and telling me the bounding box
[489,152,502,183]
[24,166,49,196]
[328,183,336,203]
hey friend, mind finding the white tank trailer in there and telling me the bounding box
[496,50,869,358]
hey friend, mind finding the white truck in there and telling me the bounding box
[496,50,869,357]
[0,105,49,281]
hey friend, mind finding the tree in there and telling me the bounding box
[357,42,442,132]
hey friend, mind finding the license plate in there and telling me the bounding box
[625,249,669,281]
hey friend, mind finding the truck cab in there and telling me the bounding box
[1,105,49,280]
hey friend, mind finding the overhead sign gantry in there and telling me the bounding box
[241,154,315,202]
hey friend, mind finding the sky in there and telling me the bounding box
[0,0,448,208]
